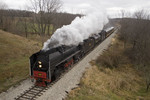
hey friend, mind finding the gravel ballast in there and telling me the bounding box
[0,32,115,100]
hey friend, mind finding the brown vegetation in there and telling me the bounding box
[0,30,41,93]
[96,36,127,69]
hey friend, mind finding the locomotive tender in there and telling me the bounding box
[29,27,115,86]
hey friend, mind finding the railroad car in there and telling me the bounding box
[29,27,115,86]
[105,27,115,37]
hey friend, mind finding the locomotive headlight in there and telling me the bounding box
[38,61,42,64]
[39,65,42,68]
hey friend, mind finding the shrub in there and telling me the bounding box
[96,39,128,69]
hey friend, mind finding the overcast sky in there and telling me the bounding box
[2,0,150,18]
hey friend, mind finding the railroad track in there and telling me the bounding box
[14,86,45,100]
[14,57,83,100]
[14,66,73,100]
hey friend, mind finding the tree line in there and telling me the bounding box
[119,10,150,91]
[0,0,82,39]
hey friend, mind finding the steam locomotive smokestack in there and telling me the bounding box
[42,10,108,51]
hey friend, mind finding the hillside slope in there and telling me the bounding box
[0,30,41,93]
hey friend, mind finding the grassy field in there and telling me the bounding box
[66,35,150,100]
[0,30,41,93]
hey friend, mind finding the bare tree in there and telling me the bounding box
[0,1,7,29]
[29,0,62,35]
[133,9,149,19]
[18,16,29,38]
[119,10,150,92]
[119,10,130,48]
[28,0,62,44]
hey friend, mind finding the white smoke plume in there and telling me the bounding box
[42,9,108,51]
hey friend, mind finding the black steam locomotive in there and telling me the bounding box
[29,27,115,86]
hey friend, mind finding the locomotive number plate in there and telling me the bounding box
[38,73,42,76]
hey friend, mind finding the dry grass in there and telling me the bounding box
[66,65,143,100]
[66,35,150,100]
[0,30,41,64]
[0,30,41,93]
[27,33,50,44]
[96,35,128,69]
[83,65,141,98]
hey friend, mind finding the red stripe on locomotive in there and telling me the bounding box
[64,59,73,67]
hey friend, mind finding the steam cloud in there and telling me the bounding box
[42,10,108,51]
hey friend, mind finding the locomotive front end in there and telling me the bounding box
[30,51,51,87]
